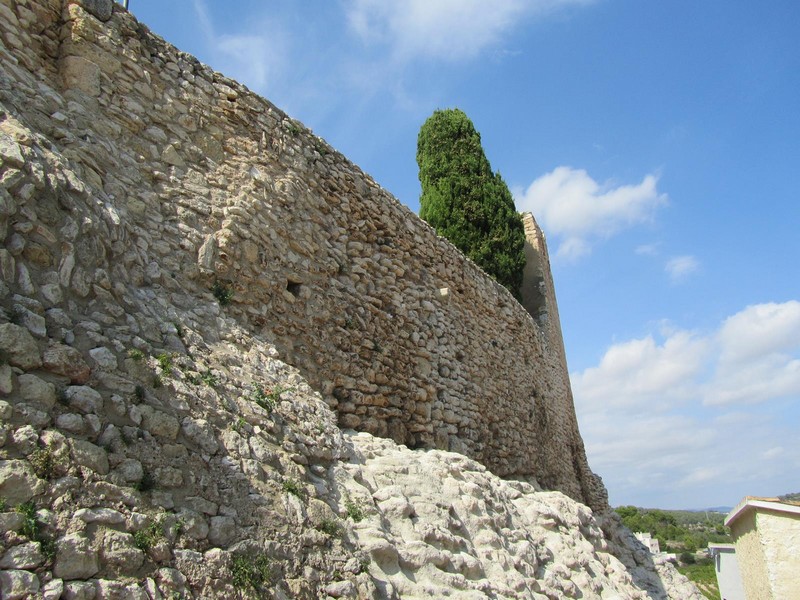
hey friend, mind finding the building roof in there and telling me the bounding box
[725,497,800,527]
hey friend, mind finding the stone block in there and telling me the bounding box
[43,344,91,383]
[0,569,40,600]
[0,323,42,370]
[0,460,44,504]
[53,533,99,580]
[76,0,113,22]
[61,55,101,96]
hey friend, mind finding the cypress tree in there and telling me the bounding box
[417,108,526,298]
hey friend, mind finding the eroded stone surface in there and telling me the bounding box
[0,1,701,598]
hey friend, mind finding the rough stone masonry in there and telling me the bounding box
[0,0,604,511]
[0,1,710,598]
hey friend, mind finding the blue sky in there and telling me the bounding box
[126,0,800,509]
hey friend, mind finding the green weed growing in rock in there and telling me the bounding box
[358,556,371,574]
[0,497,7,511]
[316,518,342,537]
[39,537,56,562]
[134,385,145,401]
[212,280,233,306]
[29,445,58,480]
[200,369,218,387]
[16,501,40,540]
[344,499,366,523]
[230,416,247,433]
[171,517,185,538]
[250,384,293,413]
[128,348,146,361]
[282,478,304,499]
[15,500,55,557]
[231,552,272,594]
[152,374,163,388]
[133,517,164,552]
[284,120,301,137]
[156,352,174,375]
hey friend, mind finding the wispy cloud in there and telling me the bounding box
[345,0,595,63]
[192,0,286,93]
[514,167,668,260]
[665,255,700,283]
[572,300,800,507]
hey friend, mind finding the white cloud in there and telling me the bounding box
[346,0,593,62]
[514,167,668,260]
[717,301,800,363]
[573,331,709,410]
[635,243,660,256]
[665,255,700,283]
[193,0,285,93]
[572,301,800,507]
[706,301,800,406]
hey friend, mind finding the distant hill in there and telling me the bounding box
[615,506,731,552]
[779,492,800,502]
[692,506,733,514]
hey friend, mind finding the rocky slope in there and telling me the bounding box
[0,0,702,598]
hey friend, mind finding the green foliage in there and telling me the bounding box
[678,561,720,600]
[230,416,247,433]
[200,369,218,387]
[615,506,731,552]
[29,445,58,480]
[344,499,366,523]
[231,552,272,594]
[128,348,146,361]
[15,500,55,559]
[156,352,174,375]
[316,518,342,537]
[40,536,56,561]
[250,384,292,413]
[212,280,234,306]
[282,478,304,499]
[417,108,526,298]
[133,518,164,552]
[0,497,6,511]
[16,501,40,540]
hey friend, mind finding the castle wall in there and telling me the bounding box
[0,0,605,509]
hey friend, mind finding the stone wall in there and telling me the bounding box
[0,0,604,510]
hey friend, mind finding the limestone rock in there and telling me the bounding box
[0,541,45,569]
[18,374,56,410]
[43,344,91,383]
[0,133,25,168]
[77,0,114,22]
[207,515,236,547]
[0,323,41,370]
[0,569,40,600]
[100,530,145,574]
[54,533,99,580]
[180,417,218,454]
[70,439,110,474]
[63,385,103,414]
[0,460,44,504]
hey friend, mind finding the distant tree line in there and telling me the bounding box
[616,506,731,553]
